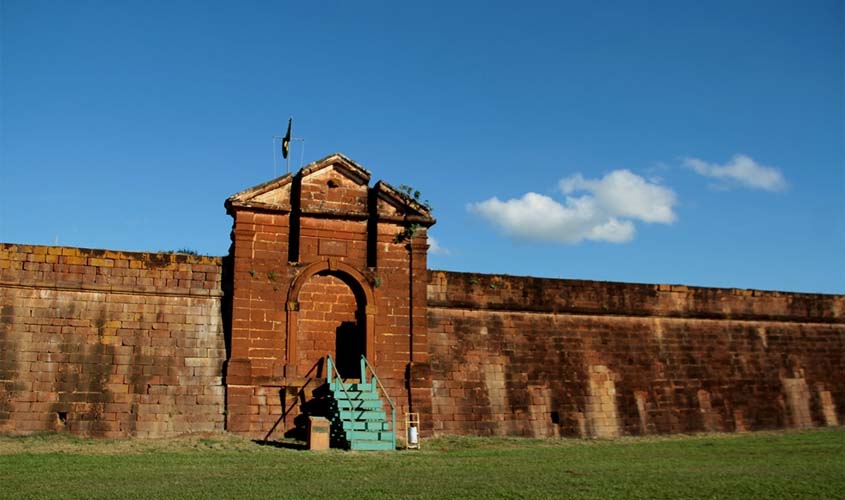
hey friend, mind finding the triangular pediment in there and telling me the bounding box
[299,153,371,186]
[226,173,294,212]
[226,153,372,213]
[375,181,435,225]
[226,153,433,226]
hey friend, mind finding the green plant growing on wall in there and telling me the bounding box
[159,248,200,256]
[398,184,432,211]
[393,184,432,244]
[394,224,420,244]
[266,271,280,291]
[373,276,382,288]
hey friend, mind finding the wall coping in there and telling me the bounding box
[0,243,224,298]
[427,270,844,324]
[4,244,842,321]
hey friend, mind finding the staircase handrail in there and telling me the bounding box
[267,358,324,442]
[325,355,361,422]
[360,355,396,450]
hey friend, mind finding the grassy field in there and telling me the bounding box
[0,428,843,499]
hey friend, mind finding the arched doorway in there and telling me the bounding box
[285,260,376,381]
[295,271,365,378]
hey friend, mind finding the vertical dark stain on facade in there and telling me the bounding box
[0,304,19,427]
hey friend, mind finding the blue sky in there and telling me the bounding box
[1,0,843,294]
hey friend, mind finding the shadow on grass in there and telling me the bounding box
[252,439,308,451]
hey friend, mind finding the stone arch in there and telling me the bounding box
[285,259,376,378]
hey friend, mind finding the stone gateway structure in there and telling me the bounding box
[0,153,842,440]
[222,154,434,441]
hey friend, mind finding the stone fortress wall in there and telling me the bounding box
[0,244,226,437]
[1,154,842,439]
[426,271,843,437]
[2,243,841,438]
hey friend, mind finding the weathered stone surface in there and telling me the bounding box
[426,270,844,437]
[0,244,226,438]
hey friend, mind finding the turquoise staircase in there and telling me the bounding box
[325,355,396,451]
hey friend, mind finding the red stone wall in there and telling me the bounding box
[227,210,290,379]
[0,244,226,437]
[2,243,842,441]
[299,168,369,214]
[426,271,844,437]
[296,273,361,377]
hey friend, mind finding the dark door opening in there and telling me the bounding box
[335,320,365,379]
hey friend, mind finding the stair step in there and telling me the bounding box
[324,357,395,451]
[330,382,374,392]
[329,390,380,401]
[333,399,384,410]
[350,430,394,441]
[340,420,390,431]
[345,430,394,441]
[349,439,395,451]
[336,409,386,421]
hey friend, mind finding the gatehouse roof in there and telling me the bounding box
[225,153,434,225]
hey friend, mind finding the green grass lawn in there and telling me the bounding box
[1,428,843,499]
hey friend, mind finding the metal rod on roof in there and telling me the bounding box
[272,134,291,176]
[283,137,305,174]
[297,138,306,170]
[272,137,277,177]
[271,127,303,175]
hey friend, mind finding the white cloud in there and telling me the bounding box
[468,170,677,244]
[683,154,787,191]
[560,169,677,223]
[587,217,635,243]
[428,236,449,255]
